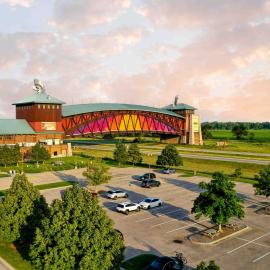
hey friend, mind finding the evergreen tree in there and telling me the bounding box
[83,159,111,192]
[29,185,124,270]
[196,260,220,270]
[113,141,128,166]
[0,174,48,244]
[192,172,245,232]
[128,144,143,165]
[253,165,270,199]
[156,144,183,167]
[30,143,51,164]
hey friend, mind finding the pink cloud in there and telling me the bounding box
[50,0,131,31]
[0,0,34,7]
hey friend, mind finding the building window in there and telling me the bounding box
[43,105,45,109]
[54,151,58,156]
[57,105,60,109]
[47,105,50,109]
[52,105,55,109]
[38,105,40,109]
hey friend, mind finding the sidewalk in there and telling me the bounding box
[0,257,14,270]
[0,168,85,190]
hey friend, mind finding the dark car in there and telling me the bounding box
[141,179,161,188]
[144,256,184,270]
[162,168,176,174]
[139,173,156,181]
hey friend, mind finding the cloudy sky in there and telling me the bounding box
[0,0,269,121]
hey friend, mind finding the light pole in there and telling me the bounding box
[147,153,152,174]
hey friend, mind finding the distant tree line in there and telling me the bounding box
[202,122,270,130]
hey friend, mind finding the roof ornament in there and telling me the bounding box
[32,79,46,94]
[174,95,179,107]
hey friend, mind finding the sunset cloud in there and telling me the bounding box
[0,1,269,121]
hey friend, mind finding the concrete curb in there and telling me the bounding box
[0,257,15,270]
[189,226,250,245]
[39,185,73,192]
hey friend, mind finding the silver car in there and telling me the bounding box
[139,198,163,209]
[106,190,128,200]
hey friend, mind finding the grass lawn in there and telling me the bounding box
[121,254,158,270]
[75,148,265,180]
[0,240,34,270]
[211,129,270,142]
[0,156,88,175]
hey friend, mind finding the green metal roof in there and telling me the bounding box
[13,91,65,105]
[163,103,196,111]
[62,103,184,118]
[0,120,35,135]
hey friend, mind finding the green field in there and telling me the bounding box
[211,129,270,142]
[74,148,266,181]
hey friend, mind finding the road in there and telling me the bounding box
[79,145,270,165]
[143,146,270,157]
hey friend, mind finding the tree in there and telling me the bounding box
[128,144,143,165]
[191,172,245,232]
[30,144,51,164]
[156,144,183,167]
[29,185,124,270]
[253,165,270,199]
[83,159,111,192]
[196,260,220,270]
[202,124,213,140]
[0,174,48,244]
[232,124,248,140]
[113,141,128,166]
[0,145,14,167]
[13,144,21,166]
[232,168,242,180]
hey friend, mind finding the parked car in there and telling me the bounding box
[116,202,141,215]
[139,173,156,181]
[141,179,161,188]
[162,168,176,174]
[106,190,128,199]
[139,198,163,209]
[144,255,186,270]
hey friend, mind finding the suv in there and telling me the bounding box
[116,202,141,215]
[141,179,161,188]
[106,190,128,200]
[139,173,156,181]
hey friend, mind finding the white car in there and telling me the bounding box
[106,190,128,200]
[116,202,141,215]
[139,198,163,209]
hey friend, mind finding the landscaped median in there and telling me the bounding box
[189,224,250,245]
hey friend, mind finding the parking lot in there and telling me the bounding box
[42,167,270,269]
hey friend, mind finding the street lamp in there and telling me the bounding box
[147,153,152,174]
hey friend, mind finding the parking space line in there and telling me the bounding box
[235,237,270,248]
[227,232,270,254]
[136,209,186,222]
[253,251,270,263]
[165,218,209,234]
[151,213,194,228]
